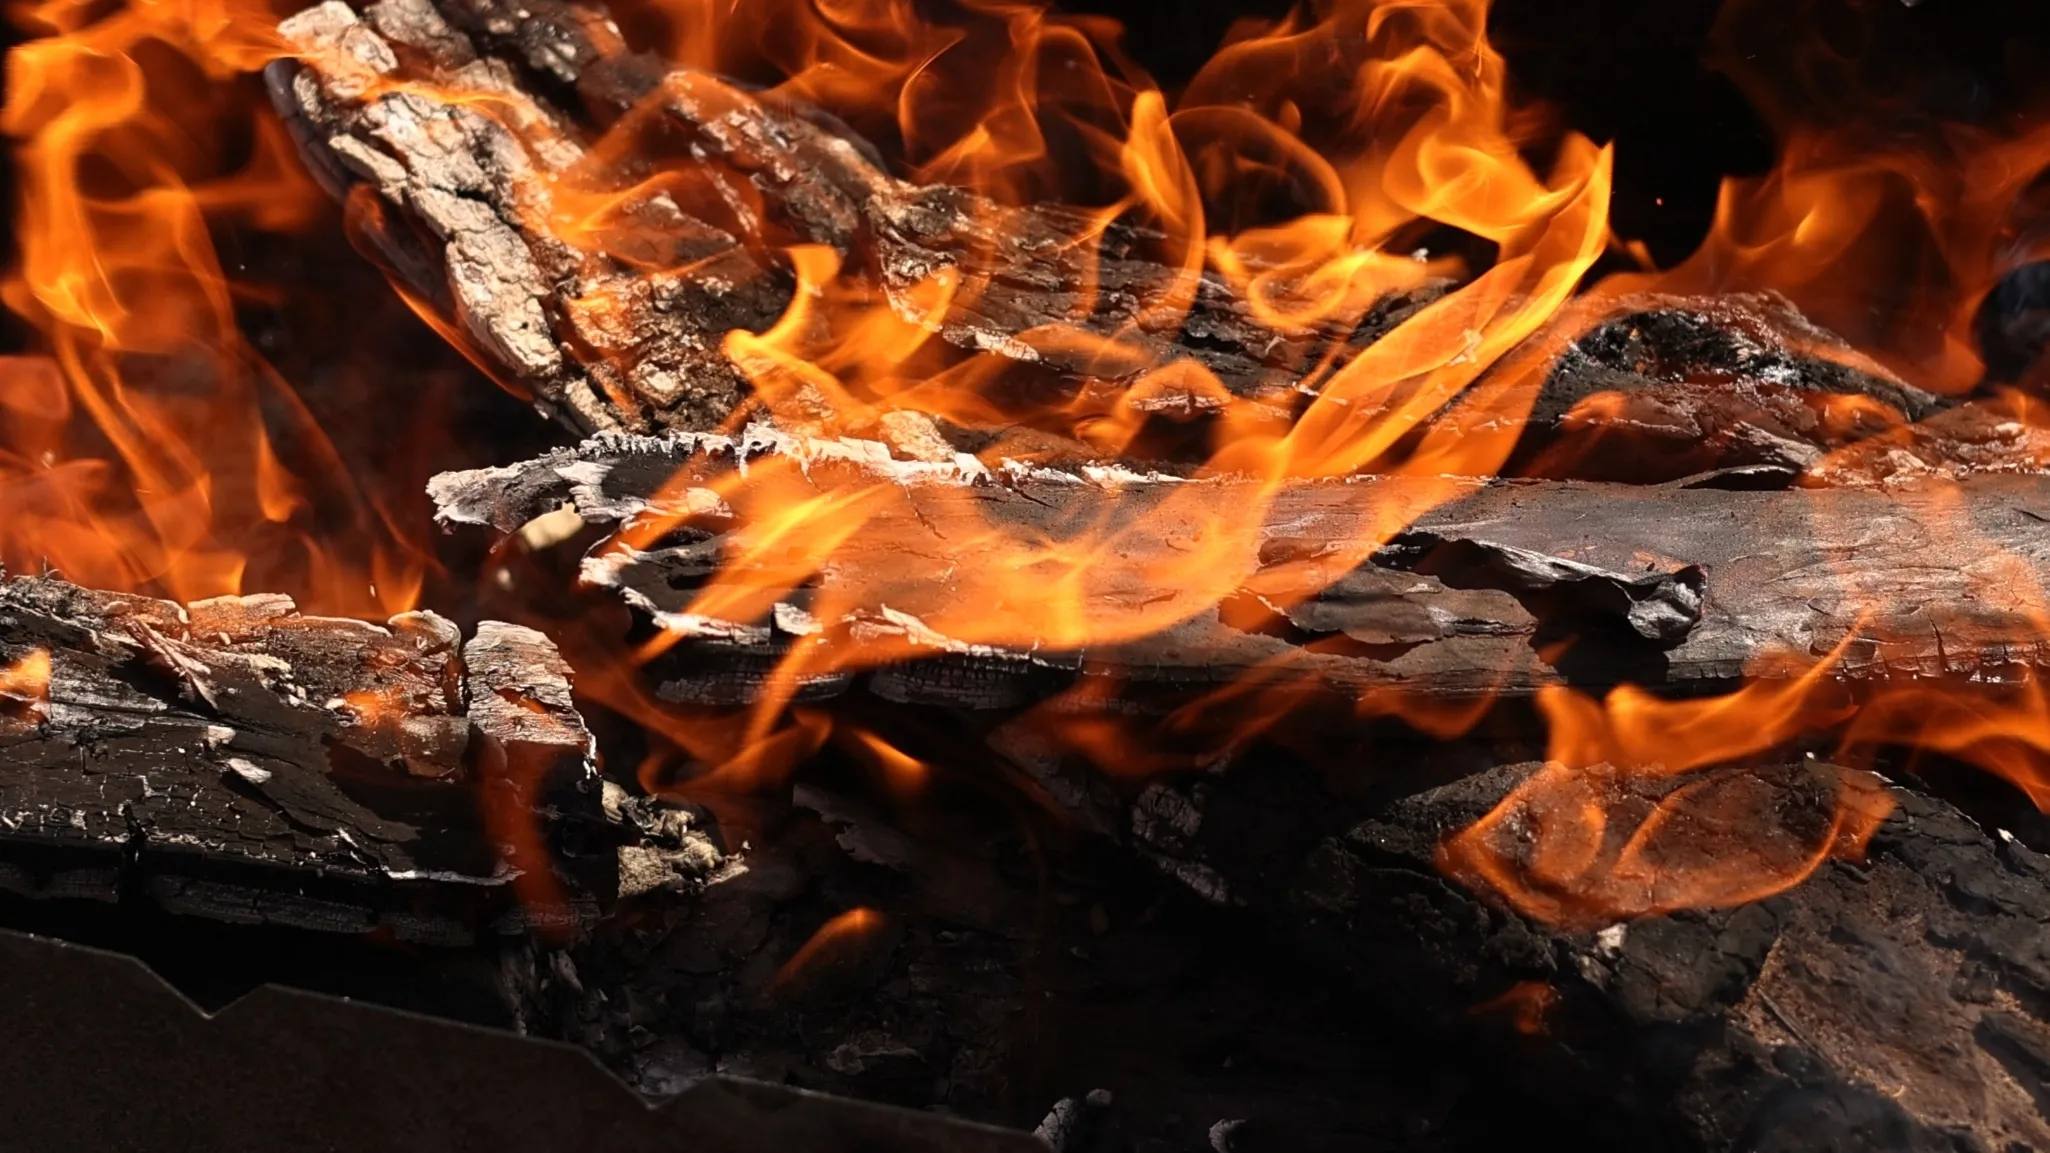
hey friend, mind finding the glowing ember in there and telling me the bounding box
[0,648,51,709]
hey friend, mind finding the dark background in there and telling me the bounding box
[1070,0,2050,268]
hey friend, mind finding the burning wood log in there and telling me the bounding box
[429,425,2050,717]
[263,0,1963,486]
[261,0,1429,437]
[0,575,609,941]
[1125,753,2050,1151]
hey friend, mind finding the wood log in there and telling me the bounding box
[1120,751,2050,1151]
[428,426,2050,716]
[264,0,1957,486]
[0,575,609,941]
[503,755,1602,1149]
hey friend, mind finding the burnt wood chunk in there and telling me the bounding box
[266,0,1970,485]
[0,575,600,941]
[465,620,592,776]
[429,427,2050,714]
[1128,755,2050,1151]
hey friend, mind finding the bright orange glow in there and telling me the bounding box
[16,0,2050,935]
[0,0,424,616]
[0,648,52,709]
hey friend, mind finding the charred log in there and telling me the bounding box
[1509,293,1948,484]
[429,426,2050,715]
[0,575,609,941]
[264,0,1956,485]
[263,0,1445,440]
[1123,752,2050,1151]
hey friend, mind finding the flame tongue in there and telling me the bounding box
[14,0,2050,932]
[1,0,431,616]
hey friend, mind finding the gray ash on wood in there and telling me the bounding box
[267,0,1980,487]
[429,425,2050,723]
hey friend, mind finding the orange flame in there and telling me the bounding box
[768,906,893,997]
[1,0,425,615]
[1473,980,1556,1036]
[1584,0,2050,396]
[0,648,52,707]
[18,0,2050,937]
[1440,668,1890,927]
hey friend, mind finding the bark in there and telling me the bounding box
[429,426,2050,714]
[264,0,1956,484]
[0,575,607,942]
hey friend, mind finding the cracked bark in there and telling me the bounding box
[0,575,608,942]
[265,0,1974,485]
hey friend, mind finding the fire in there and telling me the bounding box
[13,0,2050,935]
[0,0,426,615]
[1591,0,2050,396]
[1440,671,1883,927]
[485,0,2050,927]
[1473,980,1556,1036]
[768,906,894,999]
[562,0,1614,769]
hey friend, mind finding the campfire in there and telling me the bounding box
[6,0,2050,1148]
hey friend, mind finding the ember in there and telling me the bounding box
[7,0,2050,1149]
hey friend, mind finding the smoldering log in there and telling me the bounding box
[263,0,1951,484]
[1119,752,2050,1151]
[0,575,609,941]
[429,424,2050,716]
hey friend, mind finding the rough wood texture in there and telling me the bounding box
[263,0,1464,435]
[1508,293,1947,484]
[266,0,1957,484]
[501,764,1594,1152]
[1124,752,2050,1151]
[429,425,2050,715]
[0,575,606,941]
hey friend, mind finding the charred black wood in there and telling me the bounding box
[1509,292,1948,484]
[0,575,608,941]
[429,427,2050,716]
[496,754,1587,1151]
[1124,753,2050,1151]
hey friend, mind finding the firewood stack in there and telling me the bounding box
[4,0,2050,1150]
